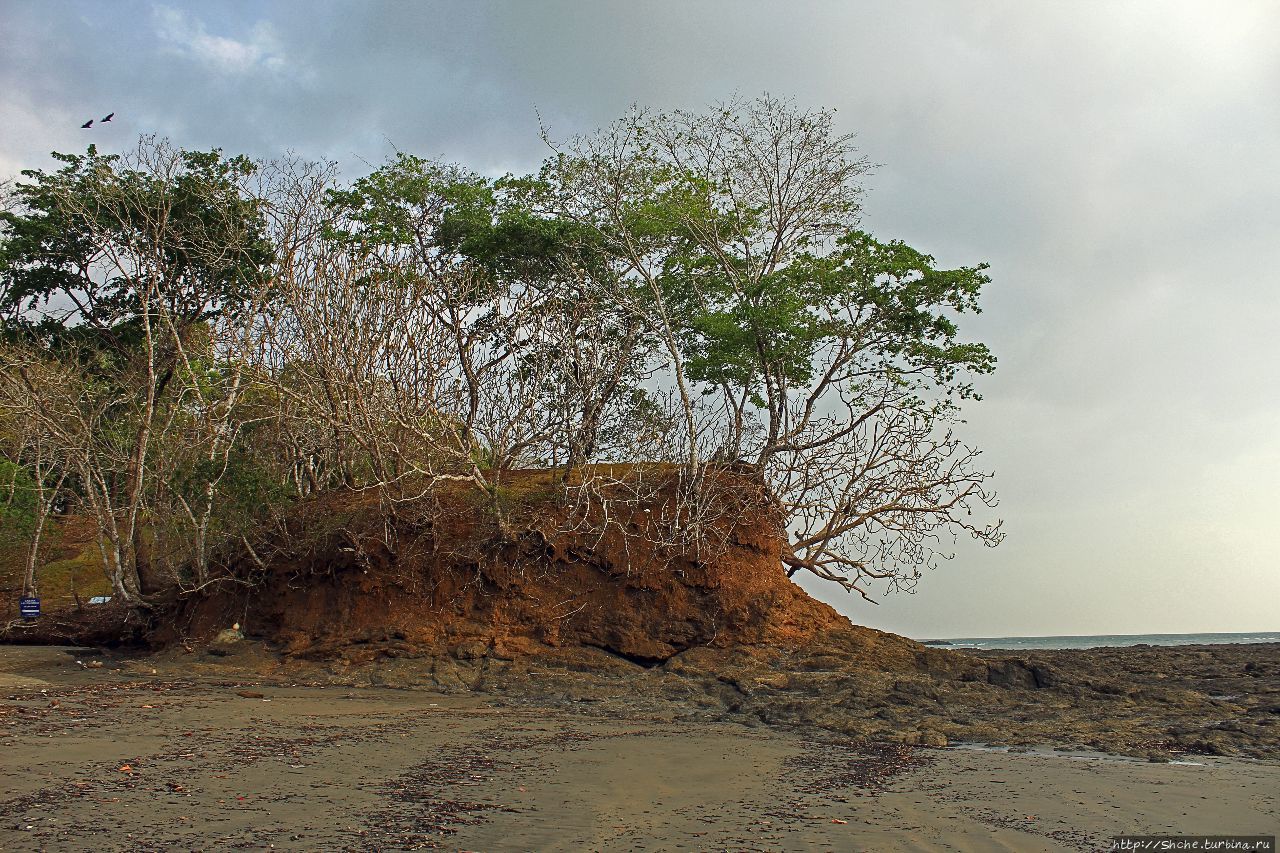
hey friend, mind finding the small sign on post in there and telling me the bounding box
[19,597,40,619]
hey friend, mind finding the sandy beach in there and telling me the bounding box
[2,645,1276,852]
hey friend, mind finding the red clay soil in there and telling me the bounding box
[167,468,853,663]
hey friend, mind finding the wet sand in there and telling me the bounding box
[1,646,1276,851]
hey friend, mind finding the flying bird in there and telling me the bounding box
[101,112,113,122]
[81,119,93,129]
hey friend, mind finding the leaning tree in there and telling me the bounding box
[530,95,1004,599]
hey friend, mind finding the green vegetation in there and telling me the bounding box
[0,459,37,542]
[0,97,1001,608]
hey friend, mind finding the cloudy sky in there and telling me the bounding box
[3,0,1277,638]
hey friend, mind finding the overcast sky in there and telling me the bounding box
[3,0,1277,638]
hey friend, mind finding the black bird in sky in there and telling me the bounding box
[101,112,113,122]
[81,119,93,128]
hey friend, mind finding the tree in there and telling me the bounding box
[0,453,48,598]
[0,137,272,600]
[317,153,665,482]
[534,96,1003,598]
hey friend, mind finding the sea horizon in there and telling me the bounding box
[917,630,1280,650]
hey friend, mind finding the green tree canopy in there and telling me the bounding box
[0,139,271,352]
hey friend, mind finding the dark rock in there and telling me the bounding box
[451,640,490,661]
[986,660,1039,689]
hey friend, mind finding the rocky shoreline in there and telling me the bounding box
[970,641,1280,757]
[15,635,1271,761]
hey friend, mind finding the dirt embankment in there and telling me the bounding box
[164,468,870,664]
[3,467,977,685]
[5,469,1278,759]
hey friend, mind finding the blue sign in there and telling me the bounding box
[19,597,39,619]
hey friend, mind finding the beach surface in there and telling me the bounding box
[2,646,1276,852]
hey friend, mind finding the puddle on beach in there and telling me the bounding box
[946,742,1210,766]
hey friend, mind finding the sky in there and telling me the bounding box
[2,0,1277,638]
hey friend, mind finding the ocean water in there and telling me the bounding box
[919,631,1280,650]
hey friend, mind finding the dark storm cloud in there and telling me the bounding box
[3,0,1277,636]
